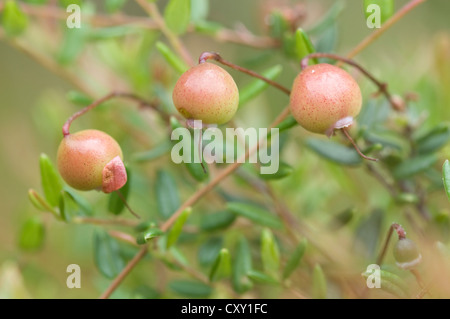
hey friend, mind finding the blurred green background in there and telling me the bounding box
[1,0,450,298]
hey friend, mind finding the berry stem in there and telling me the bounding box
[341,128,378,162]
[62,91,158,137]
[301,53,400,111]
[115,189,141,219]
[199,52,291,96]
[376,223,406,266]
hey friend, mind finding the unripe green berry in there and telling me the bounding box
[393,238,422,269]
[289,63,362,135]
[172,62,239,125]
[57,129,126,193]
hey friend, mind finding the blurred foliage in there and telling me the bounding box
[1,0,450,299]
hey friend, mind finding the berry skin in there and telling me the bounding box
[289,63,362,135]
[393,238,422,269]
[172,62,239,125]
[57,129,126,193]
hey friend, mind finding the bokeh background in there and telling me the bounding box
[1,0,450,298]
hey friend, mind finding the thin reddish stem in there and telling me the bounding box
[115,190,141,219]
[376,223,406,265]
[62,92,157,137]
[199,52,291,96]
[341,128,378,162]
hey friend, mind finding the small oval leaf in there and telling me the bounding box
[18,217,45,251]
[93,230,125,278]
[169,280,212,298]
[306,138,363,165]
[209,248,231,282]
[200,211,236,232]
[166,207,192,249]
[443,160,450,201]
[155,170,180,219]
[232,237,253,293]
[282,239,307,280]
[164,0,191,35]
[312,264,327,299]
[40,153,63,207]
[261,228,280,276]
[227,202,283,229]
[393,154,438,180]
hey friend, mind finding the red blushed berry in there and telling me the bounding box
[289,63,362,136]
[172,62,239,125]
[57,129,127,193]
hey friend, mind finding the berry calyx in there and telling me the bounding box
[57,129,127,193]
[289,63,362,136]
[172,62,239,125]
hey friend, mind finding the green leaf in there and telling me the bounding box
[194,20,223,35]
[23,0,48,4]
[198,237,223,267]
[18,217,45,251]
[232,237,253,293]
[57,25,89,65]
[164,0,191,35]
[239,65,283,107]
[185,161,209,182]
[93,230,125,278]
[39,153,63,208]
[66,90,93,106]
[279,115,299,131]
[308,0,345,35]
[108,167,131,215]
[136,228,164,245]
[105,0,127,13]
[293,28,317,62]
[247,270,279,285]
[200,211,236,232]
[354,209,383,258]
[132,141,172,162]
[209,248,231,282]
[267,11,290,39]
[88,26,140,40]
[156,41,190,74]
[190,0,209,22]
[362,269,410,298]
[312,264,327,299]
[282,239,307,280]
[306,138,363,166]
[28,189,55,213]
[63,187,93,216]
[169,280,212,298]
[261,228,280,276]
[132,285,160,299]
[1,0,28,36]
[259,161,294,181]
[364,0,394,25]
[227,202,283,229]
[443,160,450,201]
[315,23,338,54]
[393,154,438,180]
[155,170,180,219]
[415,123,450,154]
[166,207,192,249]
